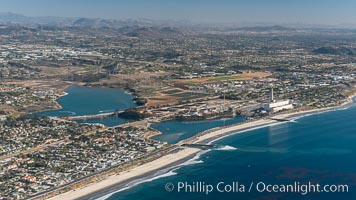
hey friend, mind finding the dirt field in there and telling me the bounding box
[146,87,209,107]
[33,66,85,76]
[4,80,70,91]
[172,71,271,85]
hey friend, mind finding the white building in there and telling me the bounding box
[0,115,6,121]
[262,88,293,112]
[263,100,293,112]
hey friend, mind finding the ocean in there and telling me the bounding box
[101,104,356,200]
[31,86,356,199]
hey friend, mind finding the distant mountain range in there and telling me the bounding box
[0,12,197,29]
[0,12,76,26]
[1,12,355,36]
[0,12,196,38]
[225,25,297,32]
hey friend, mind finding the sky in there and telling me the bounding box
[0,0,355,26]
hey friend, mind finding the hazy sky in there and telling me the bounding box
[0,0,355,25]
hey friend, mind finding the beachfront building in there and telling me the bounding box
[262,88,293,112]
[263,100,293,112]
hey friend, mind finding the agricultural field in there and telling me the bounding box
[146,87,209,107]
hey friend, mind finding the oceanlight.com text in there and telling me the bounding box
[165,181,349,195]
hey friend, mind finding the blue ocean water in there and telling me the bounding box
[104,105,356,200]
[32,85,137,126]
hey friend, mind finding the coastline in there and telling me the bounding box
[47,148,201,200]
[43,95,355,200]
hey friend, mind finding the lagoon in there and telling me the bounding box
[151,117,245,144]
[32,85,137,126]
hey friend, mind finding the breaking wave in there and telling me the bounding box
[96,150,208,200]
[96,171,177,200]
[215,145,237,151]
[99,110,115,113]
[59,111,76,115]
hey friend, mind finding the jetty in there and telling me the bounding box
[269,117,292,122]
[181,143,215,150]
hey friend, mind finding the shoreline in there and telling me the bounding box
[47,148,201,200]
[76,148,202,200]
[43,96,356,200]
[30,83,139,118]
[26,84,70,116]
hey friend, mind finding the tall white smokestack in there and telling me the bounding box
[270,87,274,102]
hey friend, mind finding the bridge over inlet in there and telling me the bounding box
[63,111,124,120]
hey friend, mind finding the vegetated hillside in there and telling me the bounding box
[313,47,356,55]
[121,26,188,38]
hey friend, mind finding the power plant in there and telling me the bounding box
[263,87,293,112]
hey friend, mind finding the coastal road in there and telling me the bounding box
[27,146,179,200]
[65,111,123,120]
[0,139,69,161]
[0,127,107,161]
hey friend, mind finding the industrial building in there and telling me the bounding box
[262,88,294,112]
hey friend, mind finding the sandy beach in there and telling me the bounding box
[45,113,304,200]
[45,96,355,200]
[47,148,201,200]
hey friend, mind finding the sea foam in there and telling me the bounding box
[216,145,237,151]
[96,171,178,200]
[99,110,114,113]
[96,150,208,200]
[59,111,76,115]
